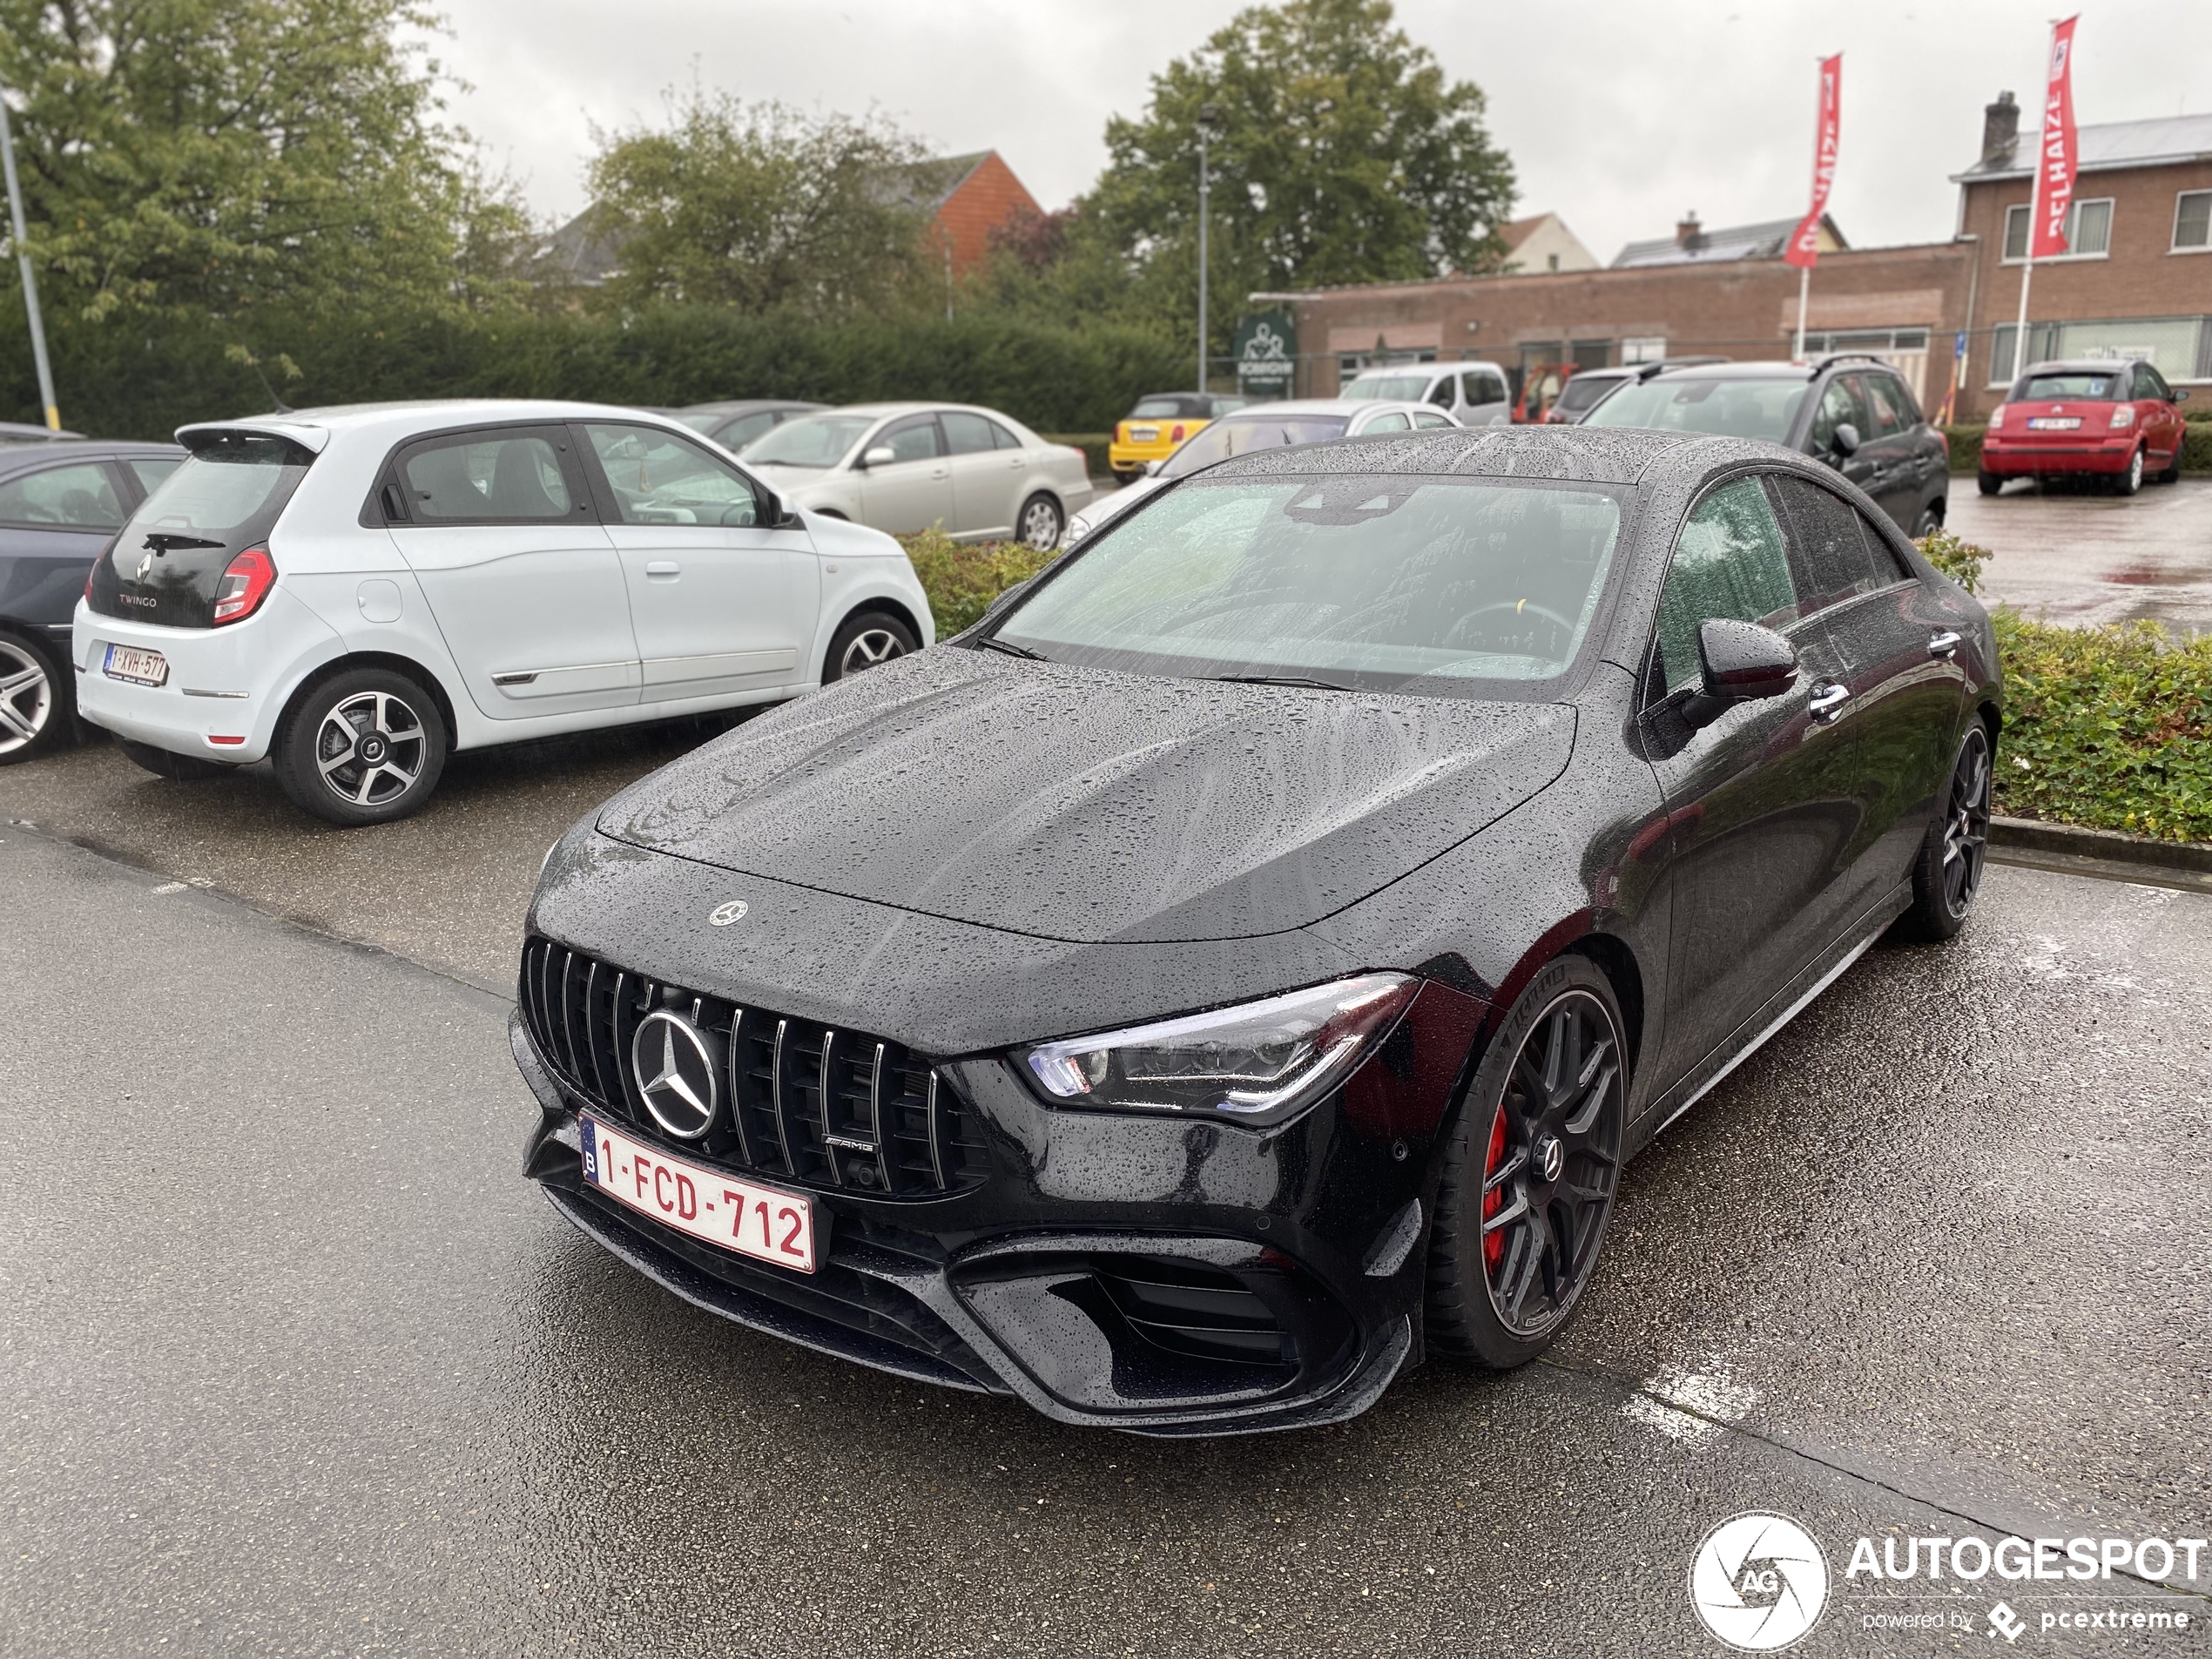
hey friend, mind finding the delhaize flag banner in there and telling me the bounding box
[2030,17,2081,259]
[1784,55,1842,270]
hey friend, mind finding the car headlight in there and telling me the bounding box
[1018,973,1418,1127]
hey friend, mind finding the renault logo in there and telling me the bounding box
[709,900,749,927]
[631,1008,722,1140]
[136,552,153,582]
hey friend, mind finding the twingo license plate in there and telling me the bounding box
[580,1116,817,1272]
[2027,416,2082,429]
[102,644,169,687]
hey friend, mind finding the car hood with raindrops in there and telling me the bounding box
[593,647,1576,945]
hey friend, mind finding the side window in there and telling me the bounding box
[988,419,1024,451]
[1858,374,1907,439]
[1413,410,1454,428]
[1428,378,1454,408]
[2138,363,2174,401]
[0,461,126,528]
[581,423,761,527]
[940,412,999,455]
[1770,475,1888,608]
[1807,377,1870,452]
[127,457,182,496]
[399,429,575,523]
[1655,477,1800,692]
[1362,410,1411,433]
[876,415,943,464]
[713,411,779,451]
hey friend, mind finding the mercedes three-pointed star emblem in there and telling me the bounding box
[631,1008,722,1140]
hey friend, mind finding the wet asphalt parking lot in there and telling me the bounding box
[4,475,2212,1657]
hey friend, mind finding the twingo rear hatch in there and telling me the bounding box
[87,429,315,628]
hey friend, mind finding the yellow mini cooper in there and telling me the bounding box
[1108,392,1248,481]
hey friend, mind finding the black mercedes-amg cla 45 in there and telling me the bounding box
[513,427,1999,1436]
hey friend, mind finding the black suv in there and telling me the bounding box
[1583,354,1951,536]
[0,435,185,764]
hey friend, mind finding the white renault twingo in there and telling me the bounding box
[74,401,934,824]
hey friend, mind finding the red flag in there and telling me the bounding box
[1784,56,1842,270]
[2029,17,2080,259]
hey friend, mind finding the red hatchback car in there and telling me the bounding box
[1979,358,2189,496]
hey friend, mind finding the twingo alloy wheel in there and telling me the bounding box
[0,633,63,765]
[1016,491,1064,551]
[822,610,919,684]
[1897,723,1992,942]
[274,667,447,826]
[1426,954,1626,1367]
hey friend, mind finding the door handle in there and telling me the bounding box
[1807,681,1850,723]
[644,561,680,578]
[930,466,949,480]
[1928,629,1961,658]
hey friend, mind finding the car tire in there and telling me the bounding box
[1015,492,1063,552]
[273,667,447,826]
[1895,722,1993,944]
[115,737,238,782]
[1910,504,1944,539]
[2114,446,2145,496]
[1426,954,1627,1369]
[0,631,71,766]
[2155,448,2184,484]
[1977,469,2002,496]
[822,610,919,684]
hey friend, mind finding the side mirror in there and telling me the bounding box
[1684,618,1797,728]
[1831,421,1862,456]
[2175,388,2191,404]
[860,445,897,469]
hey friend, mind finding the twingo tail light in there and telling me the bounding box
[212,546,276,625]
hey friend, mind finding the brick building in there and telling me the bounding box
[886,151,1042,277]
[1952,95,2212,413]
[1252,93,2212,421]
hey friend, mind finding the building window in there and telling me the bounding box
[1622,337,1668,364]
[2175,191,2212,251]
[2003,198,2114,262]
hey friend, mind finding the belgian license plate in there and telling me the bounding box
[102,644,168,686]
[1130,426,1159,442]
[2027,416,2081,429]
[581,1115,817,1273]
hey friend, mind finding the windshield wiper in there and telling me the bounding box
[974,635,1046,661]
[1212,673,1352,691]
[140,532,224,552]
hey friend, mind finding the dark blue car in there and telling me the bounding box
[0,434,184,763]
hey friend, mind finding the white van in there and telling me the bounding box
[1339,361,1514,427]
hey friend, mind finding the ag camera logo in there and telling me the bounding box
[1689,1512,1830,1651]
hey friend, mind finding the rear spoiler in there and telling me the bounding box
[174,419,330,454]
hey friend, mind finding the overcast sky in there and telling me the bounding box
[430,0,2212,268]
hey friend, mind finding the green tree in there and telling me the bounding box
[0,0,498,327]
[1086,0,1515,341]
[583,92,936,314]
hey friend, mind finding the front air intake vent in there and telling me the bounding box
[519,936,988,1200]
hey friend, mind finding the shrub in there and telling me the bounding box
[1914,526,1987,593]
[1989,610,2212,843]
[1938,424,1985,474]
[899,528,1058,636]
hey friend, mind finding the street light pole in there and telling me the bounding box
[1197,103,1218,395]
[0,86,59,432]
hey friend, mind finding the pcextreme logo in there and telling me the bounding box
[1689,1512,1830,1651]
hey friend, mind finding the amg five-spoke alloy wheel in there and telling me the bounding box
[1898,723,1992,941]
[274,667,448,826]
[0,633,62,765]
[1428,954,1626,1367]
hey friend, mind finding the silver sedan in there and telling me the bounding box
[739,403,1095,550]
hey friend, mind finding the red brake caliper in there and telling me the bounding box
[1480,1106,1508,1273]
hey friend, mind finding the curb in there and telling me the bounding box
[1988,815,2212,876]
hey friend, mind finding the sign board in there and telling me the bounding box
[1234,310,1297,399]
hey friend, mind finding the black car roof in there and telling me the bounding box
[0,437,181,478]
[1649,361,1816,382]
[1203,425,1797,489]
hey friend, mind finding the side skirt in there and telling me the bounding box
[1626,881,1912,1159]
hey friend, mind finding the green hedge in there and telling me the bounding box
[1941,421,2212,475]
[0,303,1188,442]
[899,529,1057,635]
[1041,433,1113,476]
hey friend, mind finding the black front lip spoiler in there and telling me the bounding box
[515,1015,1415,1437]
